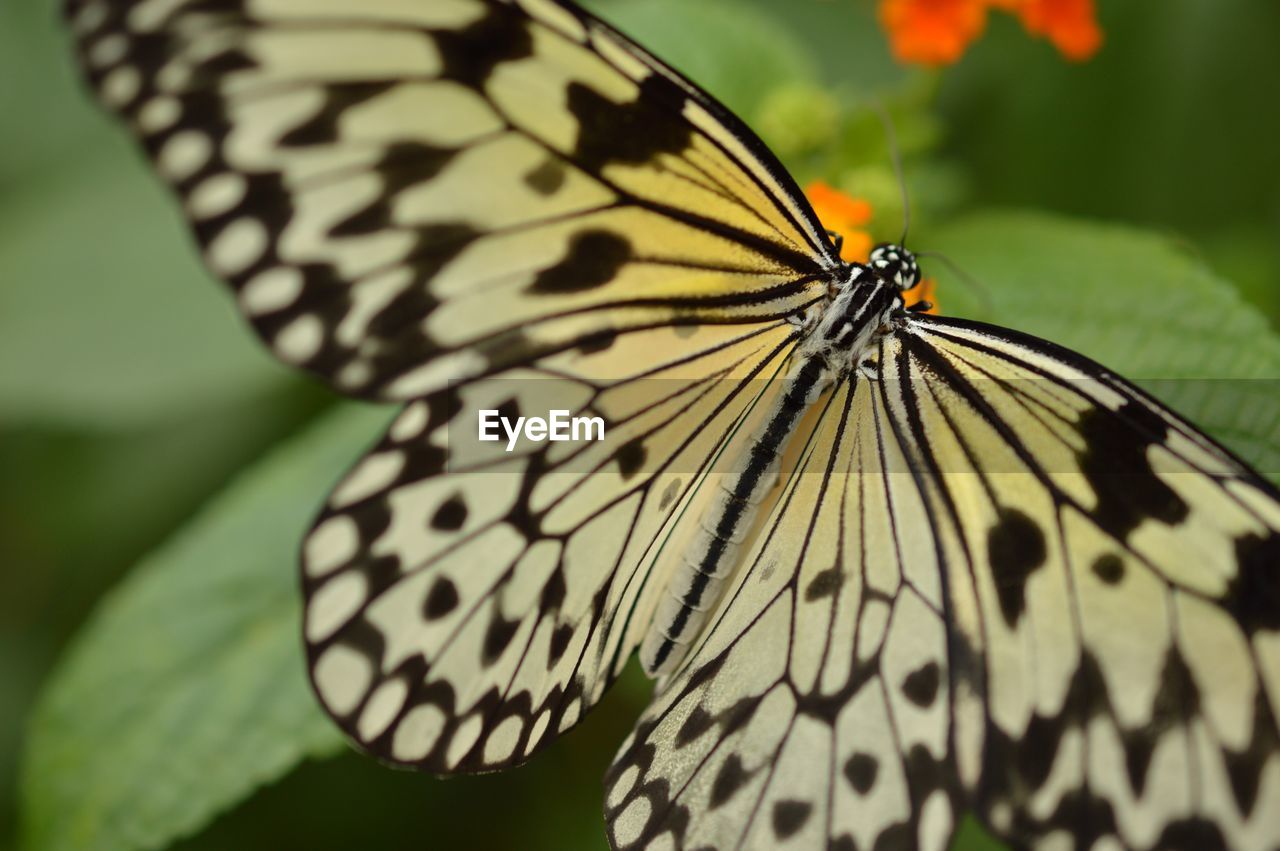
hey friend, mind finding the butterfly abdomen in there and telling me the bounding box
[640,267,907,678]
[640,356,832,677]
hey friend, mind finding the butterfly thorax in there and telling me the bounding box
[801,265,903,377]
[797,243,920,377]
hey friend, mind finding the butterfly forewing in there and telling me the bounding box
[69,0,845,770]
[67,0,835,400]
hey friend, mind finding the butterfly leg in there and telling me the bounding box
[826,228,845,257]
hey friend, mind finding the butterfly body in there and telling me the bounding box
[644,249,913,677]
[67,0,1280,849]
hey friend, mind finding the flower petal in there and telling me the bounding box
[878,0,988,66]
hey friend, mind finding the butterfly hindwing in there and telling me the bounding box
[884,316,1280,850]
[607,377,963,851]
[303,319,811,771]
[607,315,1280,851]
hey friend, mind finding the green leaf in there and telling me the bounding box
[928,210,1280,480]
[585,0,816,121]
[0,0,109,184]
[952,815,1008,851]
[0,149,287,430]
[20,403,392,851]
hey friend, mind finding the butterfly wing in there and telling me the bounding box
[607,316,1280,850]
[66,0,848,771]
[889,315,1280,850]
[66,0,835,399]
[304,320,804,771]
[606,373,964,851]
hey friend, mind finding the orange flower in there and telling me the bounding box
[879,0,1101,65]
[805,180,875,263]
[804,181,939,315]
[879,0,988,66]
[1011,0,1103,60]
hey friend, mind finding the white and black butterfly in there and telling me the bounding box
[66,0,1280,848]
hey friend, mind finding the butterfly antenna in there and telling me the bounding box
[914,250,996,315]
[870,98,910,246]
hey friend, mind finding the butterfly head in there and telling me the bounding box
[869,243,921,291]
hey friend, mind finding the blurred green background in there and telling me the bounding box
[1,0,1277,849]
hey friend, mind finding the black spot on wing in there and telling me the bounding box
[423,577,459,620]
[675,707,714,748]
[1225,531,1280,633]
[1122,732,1158,799]
[843,752,878,795]
[803,566,842,601]
[1017,714,1061,790]
[430,495,468,531]
[1034,791,1120,850]
[527,229,631,294]
[987,508,1047,627]
[902,661,941,708]
[539,569,566,611]
[1077,401,1189,540]
[575,326,618,355]
[1091,553,1125,585]
[546,623,573,666]
[615,438,648,479]
[719,694,763,736]
[523,157,566,195]
[566,76,693,175]
[771,800,812,839]
[434,8,534,87]
[482,613,519,664]
[494,397,521,424]
[902,743,954,815]
[709,754,751,809]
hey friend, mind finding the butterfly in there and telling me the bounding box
[67,0,1280,848]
